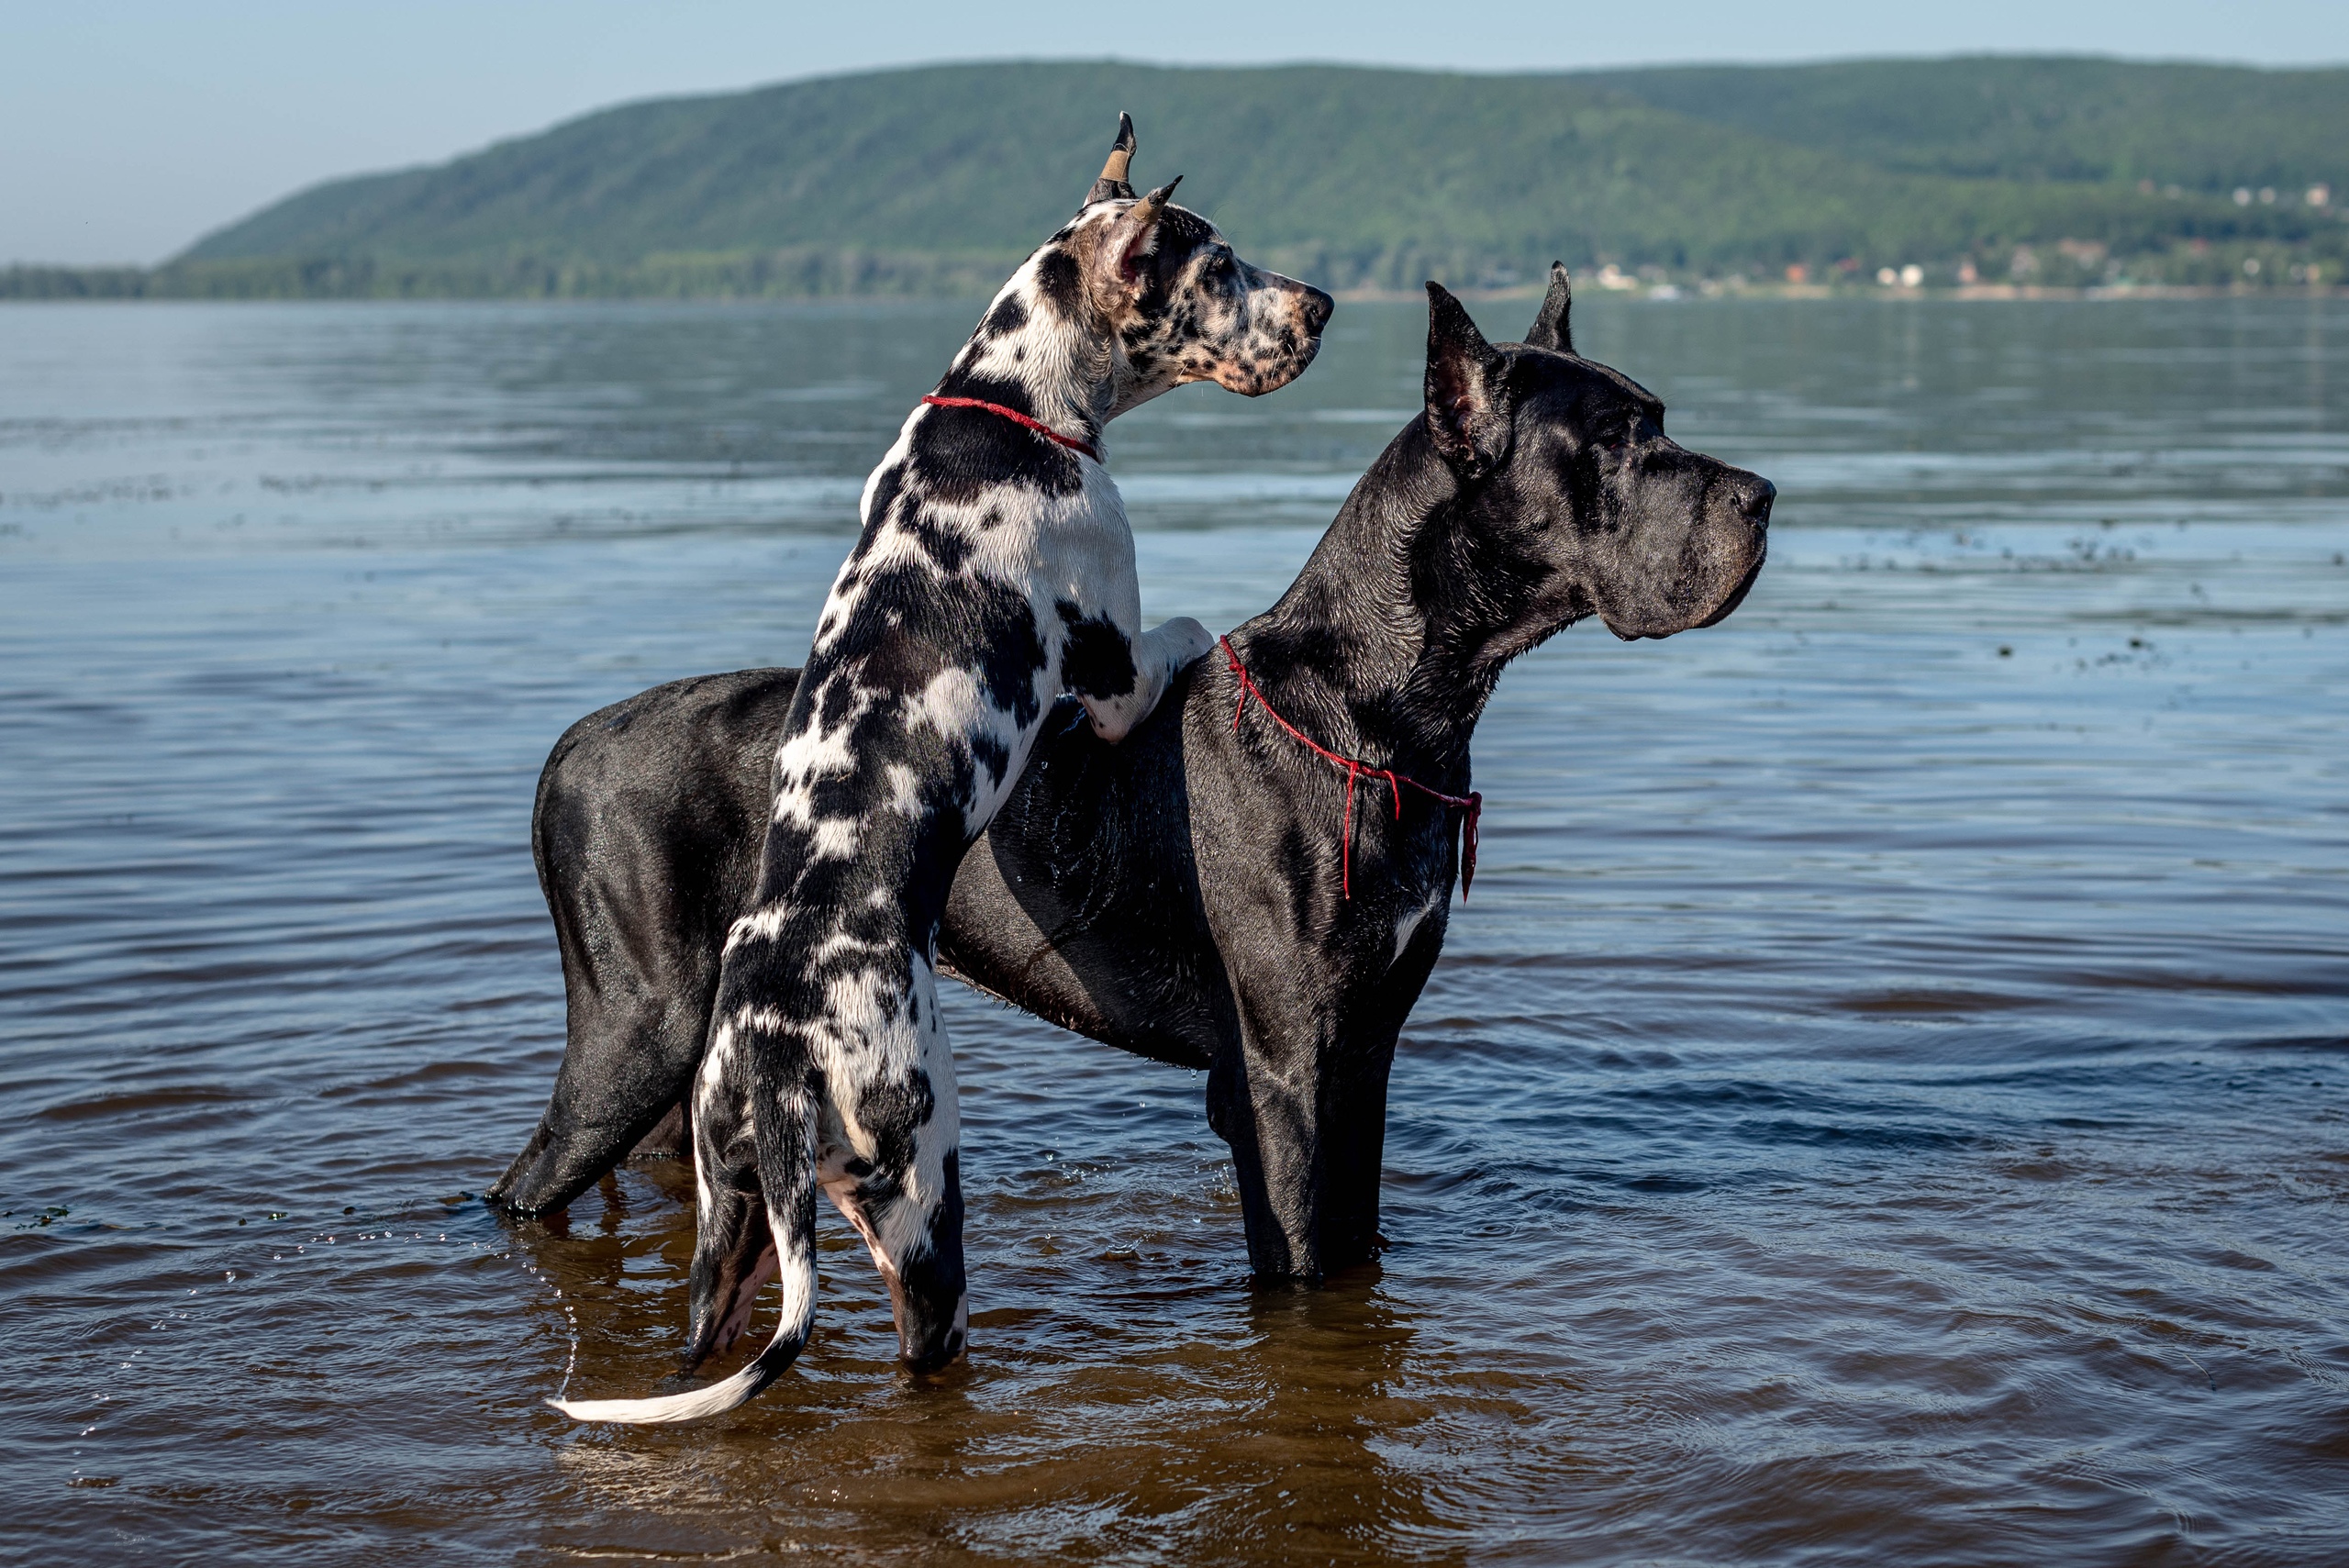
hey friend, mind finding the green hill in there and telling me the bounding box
[13,58,2346,299]
[1589,56,2348,191]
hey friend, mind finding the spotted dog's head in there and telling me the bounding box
[945,116,1332,426]
[1074,117,1332,408]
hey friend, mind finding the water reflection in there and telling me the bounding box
[525,1152,1450,1560]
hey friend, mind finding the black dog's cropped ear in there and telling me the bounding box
[1425,283,1512,475]
[1084,111,1139,206]
[1524,261,1574,353]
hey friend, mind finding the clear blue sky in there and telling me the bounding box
[7,1,2344,265]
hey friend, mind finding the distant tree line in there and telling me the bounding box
[9,59,2344,300]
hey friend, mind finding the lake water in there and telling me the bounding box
[3,295,2346,1565]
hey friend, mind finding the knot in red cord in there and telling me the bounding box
[1219,636,1482,901]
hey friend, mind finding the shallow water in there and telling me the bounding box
[3,295,2346,1565]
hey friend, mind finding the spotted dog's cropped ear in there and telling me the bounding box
[1087,177,1181,306]
[1084,112,1139,206]
[1424,283,1513,477]
[1524,261,1574,353]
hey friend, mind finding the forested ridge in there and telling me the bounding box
[11,57,2344,298]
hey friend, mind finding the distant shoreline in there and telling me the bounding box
[1339,281,2348,303]
[6,273,2339,306]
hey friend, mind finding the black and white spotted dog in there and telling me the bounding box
[550,118,1331,1422]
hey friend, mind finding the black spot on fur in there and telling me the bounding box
[846,623,952,697]
[901,514,974,574]
[1056,600,1139,699]
[981,294,1028,339]
[815,670,860,728]
[858,1071,938,1183]
[969,729,1012,792]
[1033,247,1083,319]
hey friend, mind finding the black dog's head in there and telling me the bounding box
[1422,269,1771,649]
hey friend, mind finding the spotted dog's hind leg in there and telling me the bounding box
[818,951,968,1373]
[553,912,968,1420]
[547,1003,820,1424]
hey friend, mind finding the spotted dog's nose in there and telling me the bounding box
[1299,285,1335,335]
[1737,477,1776,529]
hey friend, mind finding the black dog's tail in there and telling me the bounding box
[550,1036,819,1424]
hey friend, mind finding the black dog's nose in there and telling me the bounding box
[1740,477,1776,528]
[1300,286,1334,334]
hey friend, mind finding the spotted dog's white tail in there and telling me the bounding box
[551,1053,820,1424]
[546,1327,796,1424]
[549,1205,816,1423]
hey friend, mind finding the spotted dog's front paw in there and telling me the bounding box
[1083,617,1214,743]
[1152,616,1214,675]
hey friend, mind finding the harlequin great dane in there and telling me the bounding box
[541,117,1330,1422]
[504,272,1769,1416]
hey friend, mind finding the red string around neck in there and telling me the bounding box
[919,395,1100,461]
[1219,636,1482,901]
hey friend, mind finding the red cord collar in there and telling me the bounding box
[920,395,1100,461]
[1220,636,1482,901]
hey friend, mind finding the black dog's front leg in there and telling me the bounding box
[1206,958,1404,1281]
[1203,865,1449,1279]
[1208,1042,1397,1280]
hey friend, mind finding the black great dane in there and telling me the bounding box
[496,273,1771,1409]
